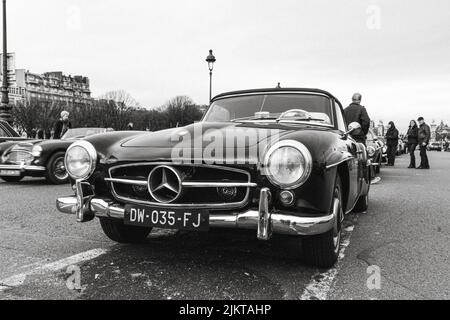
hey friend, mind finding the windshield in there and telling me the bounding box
[204,93,333,126]
[62,128,106,140]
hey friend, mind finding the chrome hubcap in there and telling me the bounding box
[54,157,68,180]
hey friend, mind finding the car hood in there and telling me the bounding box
[120,122,324,149]
[92,122,338,165]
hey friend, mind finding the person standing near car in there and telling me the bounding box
[417,117,431,169]
[406,120,419,168]
[344,93,380,184]
[344,93,371,145]
[53,111,72,139]
[385,121,399,166]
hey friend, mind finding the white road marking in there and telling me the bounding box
[0,248,108,291]
[300,217,358,300]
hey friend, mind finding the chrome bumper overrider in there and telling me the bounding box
[56,181,337,240]
[0,164,46,172]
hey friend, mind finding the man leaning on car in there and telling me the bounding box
[344,93,371,145]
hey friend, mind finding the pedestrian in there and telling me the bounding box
[385,121,399,166]
[37,128,44,140]
[344,93,371,145]
[417,117,431,169]
[344,93,381,184]
[53,111,72,139]
[406,120,419,168]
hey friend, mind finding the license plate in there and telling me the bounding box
[124,205,209,231]
[0,170,21,177]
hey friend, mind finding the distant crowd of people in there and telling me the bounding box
[344,93,432,174]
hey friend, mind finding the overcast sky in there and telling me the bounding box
[5,0,450,132]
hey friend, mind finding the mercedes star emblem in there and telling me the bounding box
[148,165,182,203]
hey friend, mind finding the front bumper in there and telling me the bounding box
[56,181,337,240]
[0,164,46,173]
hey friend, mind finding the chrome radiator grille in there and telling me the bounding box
[6,150,33,164]
[106,163,257,209]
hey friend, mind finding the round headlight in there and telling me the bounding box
[263,140,312,189]
[32,145,43,157]
[65,141,97,180]
[367,146,376,157]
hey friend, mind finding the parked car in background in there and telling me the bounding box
[0,127,113,184]
[366,128,383,174]
[397,138,406,156]
[0,120,29,143]
[56,88,371,268]
[427,142,442,152]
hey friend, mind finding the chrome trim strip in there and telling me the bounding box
[325,157,354,170]
[104,178,147,186]
[107,162,253,209]
[0,164,46,171]
[183,181,258,188]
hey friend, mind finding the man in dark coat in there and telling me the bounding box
[417,117,431,169]
[385,121,399,166]
[344,93,371,145]
[53,111,72,139]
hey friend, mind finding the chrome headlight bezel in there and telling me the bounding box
[263,140,313,190]
[64,141,97,180]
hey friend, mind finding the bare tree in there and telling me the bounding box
[98,90,141,108]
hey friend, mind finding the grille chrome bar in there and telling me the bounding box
[182,181,257,188]
[105,177,257,189]
[105,178,147,186]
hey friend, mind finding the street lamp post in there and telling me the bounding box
[205,49,216,103]
[0,0,11,124]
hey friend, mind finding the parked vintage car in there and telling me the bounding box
[427,142,442,152]
[366,128,383,174]
[397,138,406,156]
[56,88,371,267]
[0,127,112,184]
[0,120,29,143]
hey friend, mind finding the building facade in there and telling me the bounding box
[0,61,92,105]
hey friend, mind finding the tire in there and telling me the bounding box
[45,152,69,185]
[0,176,24,183]
[353,193,369,213]
[99,217,152,243]
[302,176,343,268]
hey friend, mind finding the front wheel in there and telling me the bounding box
[45,152,69,185]
[99,218,152,243]
[0,176,24,183]
[302,176,343,268]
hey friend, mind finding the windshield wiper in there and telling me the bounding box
[230,116,278,123]
[277,116,325,123]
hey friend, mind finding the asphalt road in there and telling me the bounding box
[0,151,449,300]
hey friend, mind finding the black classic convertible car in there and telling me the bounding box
[0,127,111,184]
[56,88,371,267]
